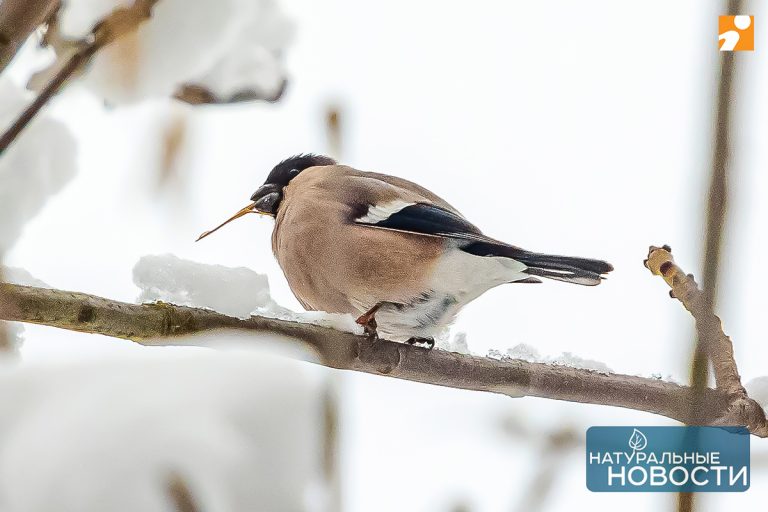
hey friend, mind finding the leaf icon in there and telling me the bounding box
[628,428,647,451]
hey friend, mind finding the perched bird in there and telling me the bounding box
[198,154,613,347]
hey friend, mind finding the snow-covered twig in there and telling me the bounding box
[0,42,96,155]
[3,282,766,436]
[173,80,286,105]
[0,0,159,155]
[48,0,293,105]
[645,245,767,435]
[0,0,59,72]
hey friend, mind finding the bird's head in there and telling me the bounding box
[196,153,336,241]
[249,154,336,216]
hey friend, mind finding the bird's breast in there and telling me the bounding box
[271,201,444,316]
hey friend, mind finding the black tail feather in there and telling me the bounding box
[523,266,604,286]
[515,253,613,275]
[462,241,613,286]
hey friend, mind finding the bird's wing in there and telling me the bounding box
[352,192,613,286]
[358,171,462,213]
[333,168,613,285]
[354,200,490,242]
[345,172,518,247]
[335,169,481,238]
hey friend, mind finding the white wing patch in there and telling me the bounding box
[356,199,415,224]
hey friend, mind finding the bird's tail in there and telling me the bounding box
[463,241,613,286]
[519,252,613,286]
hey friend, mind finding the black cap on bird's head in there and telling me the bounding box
[195,153,336,241]
[250,154,336,216]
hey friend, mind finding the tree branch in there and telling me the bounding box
[173,80,287,105]
[678,3,741,508]
[1,282,765,436]
[0,0,59,72]
[0,0,159,155]
[0,266,9,352]
[645,245,767,435]
[0,41,98,155]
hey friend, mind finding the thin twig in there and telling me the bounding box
[512,425,580,512]
[645,246,767,436]
[0,0,159,156]
[173,80,287,105]
[679,2,741,509]
[0,0,60,72]
[687,1,741,427]
[1,282,765,436]
[322,380,342,512]
[166,474,199,512]
[0,42,98,155]
[0,265,9,352]
[646,246,745,395]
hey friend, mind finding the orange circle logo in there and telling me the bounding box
[719,15,754,51]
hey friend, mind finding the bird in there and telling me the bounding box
[197,154,613,348]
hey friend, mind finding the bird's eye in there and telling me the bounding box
[288,169,300,178]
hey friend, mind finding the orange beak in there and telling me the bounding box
[195,202,267,241]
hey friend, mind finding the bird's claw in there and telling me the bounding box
[361,318,378,339]
[356,305,380,340]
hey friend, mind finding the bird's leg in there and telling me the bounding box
[406,337,435,350]
[356,303,382,339]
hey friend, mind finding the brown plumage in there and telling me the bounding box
[202,154,613,344]
[272,165,449,315]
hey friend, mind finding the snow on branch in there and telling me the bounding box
[0,0,160,154]
[0,79,78,251]
[1,0,294,154]
[0,0,59,72]
[2,281,766,436]
[49,0,293,105]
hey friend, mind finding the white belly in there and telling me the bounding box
[372,249,528,341]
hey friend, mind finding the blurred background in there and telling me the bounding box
[1,0,766,510]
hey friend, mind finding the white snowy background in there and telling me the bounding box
[2,0,767,510]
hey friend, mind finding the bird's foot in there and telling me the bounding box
[406,337,435,350]
[356,304,381,340]
[360,317,378,339]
